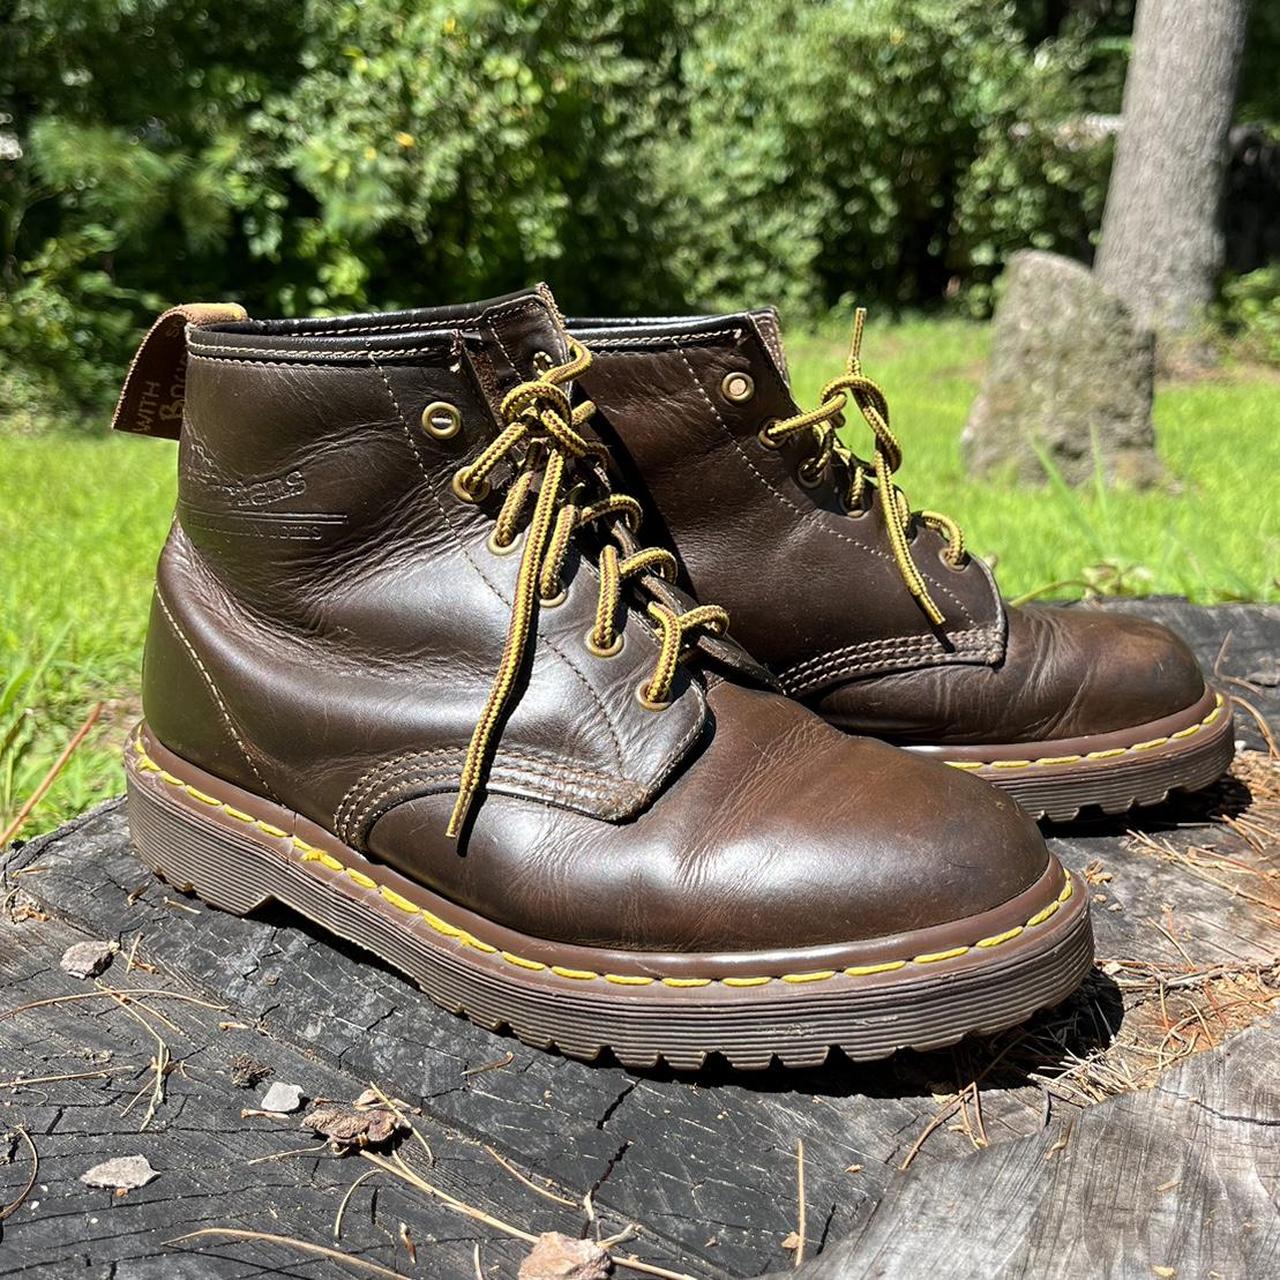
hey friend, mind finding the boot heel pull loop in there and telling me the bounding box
[111,302,248,439]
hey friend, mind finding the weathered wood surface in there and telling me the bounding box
[2,600,1277,1279]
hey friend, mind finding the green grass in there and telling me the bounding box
[2,317,1277,837]
[1,436,176,838]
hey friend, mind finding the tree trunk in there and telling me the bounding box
[1095,0,1249,340]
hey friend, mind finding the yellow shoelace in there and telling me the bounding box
[447,340,729,837]
[761,308,966,627]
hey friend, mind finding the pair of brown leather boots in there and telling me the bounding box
[115,285,1233,1070]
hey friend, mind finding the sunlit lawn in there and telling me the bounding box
[2,316,1277,837]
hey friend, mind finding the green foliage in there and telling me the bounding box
[1220,267,1280,366]
[1,0,1273,426]
[656,0,1107,313]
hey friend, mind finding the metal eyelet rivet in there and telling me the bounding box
[452,468,489,504]
[721,371,755,403]
[421,401,462,439]
[487,527,523,557]
[540,587,569,609]
[797,461,824,489]
[585,630,625,659]
[757,421,782,450]
[634,680,671,712]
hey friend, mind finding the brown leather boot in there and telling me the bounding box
[570,309,1234,822]
[113,287,1090,1069]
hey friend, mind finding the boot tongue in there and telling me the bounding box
[477,283,571,384]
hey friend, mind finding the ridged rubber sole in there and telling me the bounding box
[124,729,1094,1071]
[916,690,1235,823]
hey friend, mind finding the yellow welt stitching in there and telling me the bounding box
[944,695,1226,770]
[912,946,970,964]
[378,886,420,915]
[843,961,907,976]
[133,739,1079,991]
[781,969,837,984]
[1027,901,1061,927]
[976,927,1023,948]
[422,911,462,938]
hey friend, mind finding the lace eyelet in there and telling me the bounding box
[939,548,968,574]
[797,460,824,489]
[540,587,568,609]
[634,680,671,712]
[487,527,524,557]
[720,371,755,404]
[452,468,489,504]
[757,421,782,450]
[585,630,625,659]
[421,401,462,440]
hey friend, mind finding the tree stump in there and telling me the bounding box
[962,251,1162,488]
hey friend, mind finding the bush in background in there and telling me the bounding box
[2,0,1278,429]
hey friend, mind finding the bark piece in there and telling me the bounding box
[79,1155,158,1190]
[259,1082,305,1113]
[963,251,1161,488]
[59,940,116,979]
[518,1232,612,1280]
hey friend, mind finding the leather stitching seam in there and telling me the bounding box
[152,590,279,800]
[941,693,1227,772]
[132,735,1076,988]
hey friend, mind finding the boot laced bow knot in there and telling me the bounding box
[759,308,967,627]
[447,339,729,837]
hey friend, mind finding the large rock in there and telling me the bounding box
[963,250,1163,487]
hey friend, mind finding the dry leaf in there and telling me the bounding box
[781,1232,802,1251]
[229,1054,272,1089]
[302,1104,405,1149]
[517,1232,611,1280]
[80,1155,158,1190]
